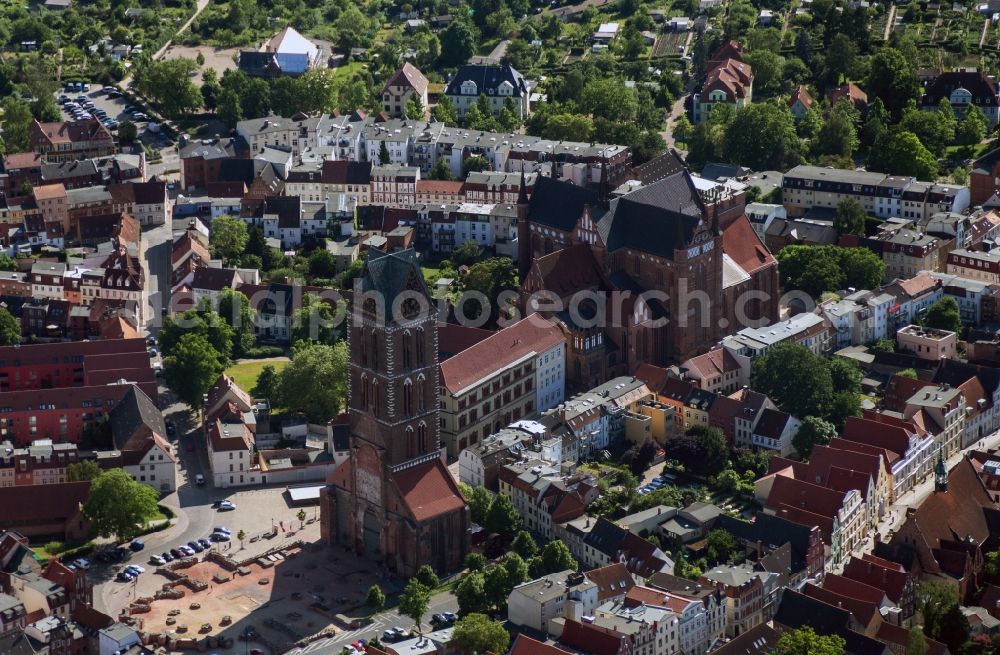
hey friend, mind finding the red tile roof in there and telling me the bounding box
[415,180,464,195]
[0,481,90,524]
[3,152,41,169]
[896,272,939,298]
[632,363,671,393]
[439,313,564,394]
[841,556,910,604]
[559,618,627,655]
[803,582,880,628]
[383,62,429,96]
[683,348,742,379]
[510,635,574,655]
[437,322,493,359]
[842,415,913,456]
[810,444,889,483]
[624,585,696,613]
[821,573,887,606]
[766,475,848,520]
[391,458,466,522]
[722,214,775,275]
[584,563,635,601]
[788,85,814,110]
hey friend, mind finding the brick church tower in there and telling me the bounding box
[321,249,469,575]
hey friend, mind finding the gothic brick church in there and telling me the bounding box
[518,154,779,390]
[320,249,469,575]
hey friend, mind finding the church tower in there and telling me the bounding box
[323,249,469,575]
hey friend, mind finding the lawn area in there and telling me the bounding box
[333,61,366,78]
[225,359,289,394]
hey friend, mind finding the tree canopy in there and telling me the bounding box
[453,614,510,655]
[924,296,962,334]
[776,245,885,297]
[163,332,227,409]
[274,342,348,422]
[83,469,160,542]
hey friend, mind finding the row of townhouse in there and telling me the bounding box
[781,165,970,220]
[228,111,631,191]
[0,150,144,199]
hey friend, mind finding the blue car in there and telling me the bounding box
[197,539,211,549]
[130,539,145,551]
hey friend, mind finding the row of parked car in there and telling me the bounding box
[147,527,232,567]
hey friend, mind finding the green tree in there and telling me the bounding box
[465,552,487,572]
[774,626,846,655]
[217,88,243,128]
[159,309,233,366]
[462,154,491,177]
[484,493,521,540]
[503,553,529,588]
[451,240,481,267]
[541,113,596,142]
[958,106,987,146]
[829,390,862,430]
[834,198,866,236]
[236,529,246,548]
[404,93,424,120]
[367,584,385,610]
[117,120,138,144]
[919,582,969,652]
[1,96,33,152]
[430,158,454,180]
[824,33,858,85]
[336,5,374,52]
[458,257,518,323]
[252,364,279,399]
[868,130,938,181]
[134,58,203,118]
[924,296,962,333]
[723,102,802,170]
[460,483,492,524]
[905,626,926,655]
[66,460,102,482]
[210,216,249,266]
[164,333,226,409]
[691,425,729,476]
[297,508,306,527]
[455,571,488,614]
[512,530,538,558]
[793,416,838,459]
[217,287,256,356]
[453,613,510,655]
[0,254,16,271]
[830,358,862,394]
[379,141,392,165]
[0,307,19,346]
[290,296,345,347]
[751,342,833,419]
[867,48,919,118]
[537,539,578,574]
[706,528,737,564]
[83,469,160,542]
[815,101,859,159]
[744,49,785,96]
[274,342,348,422]
[901,105,953,156]
[415,564,440,590]
[399,579,431,633]
[433,95,459,125]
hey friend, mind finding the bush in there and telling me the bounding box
[45,541,65,554]
[244,346,285,358]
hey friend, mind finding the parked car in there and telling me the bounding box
[210,532,230,542]
[195,473,204,484]
[180,546,195,556]
[213,526,230,535]
[116,571,134,582]
[130,540,145,551]
[170,548,184,559]
[197,539,211,549]
[217,501,236,511]
[160,552,173,562]
[150,555,165,565]
[125,564,145,574]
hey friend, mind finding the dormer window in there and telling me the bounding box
[460,80,477,96]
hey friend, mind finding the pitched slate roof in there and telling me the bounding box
[108,385,165,450]
[921,69,1000,107]
[597,171,706,259]
[527,175,600,232]
[445,63,528,98]
[357,248,430,302]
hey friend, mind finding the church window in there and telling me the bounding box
[416,328,425,365]
[370,331,379,369]
[418,422,427,451]
[403,379,413,415]
[403,331,412,369]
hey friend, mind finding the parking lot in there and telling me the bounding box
[56,84,173,150]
